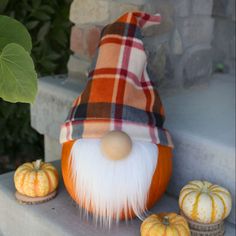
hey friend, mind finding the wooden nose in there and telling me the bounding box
[100,131,132,161]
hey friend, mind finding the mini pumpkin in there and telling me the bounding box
[179,180,232,224]
[141,212,190,236]
[14,160,59,197]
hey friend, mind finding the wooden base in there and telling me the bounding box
[180,210,224,236]
[15,190,57,204]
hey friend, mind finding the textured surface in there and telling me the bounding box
[0,161,235,236]
[161,74,235,224]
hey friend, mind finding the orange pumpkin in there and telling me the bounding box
[141,212,190,236]
[14,160,59,197]
[61,141,173,219]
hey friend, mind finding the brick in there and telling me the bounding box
[70,26,84,55]
[70,26,101,59]
[85,26,101,58]
[177,17,214,48]
[192,0,213,15]
[70,0,109,25]
[67,55,91,80]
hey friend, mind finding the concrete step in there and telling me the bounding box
[30,74,235,225]
[0,161,235,236]
[161,74,235,224]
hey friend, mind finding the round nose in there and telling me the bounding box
[100,130,132,161]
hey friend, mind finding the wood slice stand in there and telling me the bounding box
[180,210,224,236]
[15,190,57,204]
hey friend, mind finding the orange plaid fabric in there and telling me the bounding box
[60,12,173,148]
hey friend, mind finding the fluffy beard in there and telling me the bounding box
[69,139,158,226]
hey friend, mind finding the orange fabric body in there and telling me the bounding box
[61,141,173,219]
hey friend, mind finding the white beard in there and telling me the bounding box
[70,139,158,226]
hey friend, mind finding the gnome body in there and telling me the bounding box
[60,12,173,225]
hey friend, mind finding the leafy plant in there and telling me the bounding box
[0,0,72,172]
[0,15,37,103]
[1,0,72,76]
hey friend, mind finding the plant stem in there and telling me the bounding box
[163,216,170,226]
[34,159,42,169]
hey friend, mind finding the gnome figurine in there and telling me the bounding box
[60,12,174,225]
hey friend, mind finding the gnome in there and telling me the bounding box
[60,12,174,225]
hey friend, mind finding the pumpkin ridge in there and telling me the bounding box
[18,169,28,191]
[188,182,201,189]
[213,192,227,219]
[145,221,159,236]
[34,171,38,196]
[209,194,216,223]
[22,172,31,195]
[44,169,53,193]
[174,225,181,236]
[180,190,196,209]
[40,171,50,196]
[209,184,218,190]
[177,223,190,235]
[180,187,198,193]
[211,189,231,196]
[191,192,201,221]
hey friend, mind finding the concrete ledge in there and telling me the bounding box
[30,75,87,161]
[161,74,235,224]
[0,161,235,236]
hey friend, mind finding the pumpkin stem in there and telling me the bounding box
[34,159,42,170]
[163,216,170,226]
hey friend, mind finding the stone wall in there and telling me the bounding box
[212,0,235,74]
[68,0,215,88]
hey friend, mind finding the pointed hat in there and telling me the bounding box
[60,12,173,148]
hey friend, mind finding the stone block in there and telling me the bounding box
[226,0,235,21]
[172,0,190,17]
[212,18,235,74]
[108,2,139,23]
[147,44,167,84]
[114,0,147,5]
[177,17,214,48]
[183,48,212,86]
[213,0,235,20]
[192,0,213,15]
[70,0,109,25]
[70,26,101,59]
[67,55,91,80]
[70,26,84,56]
[142,0,174,36]
[70,0,139,26]
[170,29,183,55]
[175,44,212,86]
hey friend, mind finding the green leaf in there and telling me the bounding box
[25,21,39,30]
[0,0,9,13]
[31,11,51,21]
[39,5,55,14]
[0,43,37,103]
[32,0,42,9]
[37,22,51,42]
[0,15,32,52]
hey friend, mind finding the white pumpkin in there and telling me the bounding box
[179,180,232,224]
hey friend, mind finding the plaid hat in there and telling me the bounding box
[60,12,173,148]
